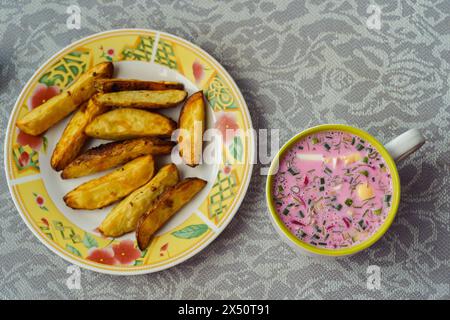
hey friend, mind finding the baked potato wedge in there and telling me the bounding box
[62,138,174,179]
[177,91,206,167]
[94,79,184,93]
[99,164,180,237]
[93,90,187,109]
[85,108,177,140]
[63,155,155,210]
[51,99,108,171]
[16,62,113,136]
[136,177,207,250]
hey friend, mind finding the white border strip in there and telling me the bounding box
[195,210,219,233]
[9,174,41,186]
[150,32,160,63]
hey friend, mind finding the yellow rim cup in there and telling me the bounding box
[266,124,424,257]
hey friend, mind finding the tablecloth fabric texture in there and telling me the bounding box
[1,0,449,299]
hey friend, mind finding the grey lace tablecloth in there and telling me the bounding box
[1,0,449,300]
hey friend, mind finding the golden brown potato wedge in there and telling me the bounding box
[51,99,109,171]
[16,62,113,136]
[63,155,155,210]
[93,90,187,109]
[136,177,207,250]
[85,108,177,140]
[94,79,184,93]
[178,91,206,167]
[61,138,174,179]
[99,164,180,237]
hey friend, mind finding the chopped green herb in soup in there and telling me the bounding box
[272,130,393,249]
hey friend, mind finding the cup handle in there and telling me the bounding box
[384,129,425,162]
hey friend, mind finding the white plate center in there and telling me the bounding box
[39,61,219,240]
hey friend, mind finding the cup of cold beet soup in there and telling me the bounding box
[266,124,425,257]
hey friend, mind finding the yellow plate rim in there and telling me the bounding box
[3,29,255,275]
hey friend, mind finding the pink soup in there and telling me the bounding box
[272,130,393,249]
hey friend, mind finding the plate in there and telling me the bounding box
[4,29,254,275]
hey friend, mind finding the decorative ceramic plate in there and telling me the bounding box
[4,29,254,275]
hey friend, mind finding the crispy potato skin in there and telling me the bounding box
[136,177,207,250]
[94,79,184,92]
[63,155,155,210]
[85,108,177,140]
[178,91,206,167]
[93,90,187,109]
[99,164,180,237]
[51,99,108,171]
[16,62,113,136]
[62,138,175,179]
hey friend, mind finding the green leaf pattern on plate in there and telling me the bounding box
[229,136,243,161]
[82,233,98,249]
[66,244,82,257]
[171,224,209,239]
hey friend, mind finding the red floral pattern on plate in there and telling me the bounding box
[193,59,204,83]
[27,83,60,110]
[17,130,43,151]
[112,240,141,265]
[215,112,239,144]
[100,46,115,61]
[86,240,141,265]
[160,243,169,257]
[222,165,232,175]
[87,248,117,265]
